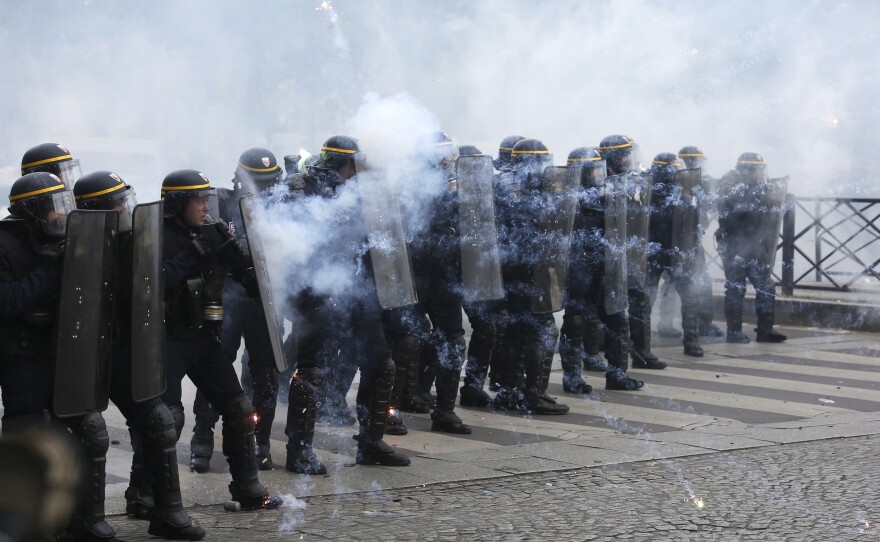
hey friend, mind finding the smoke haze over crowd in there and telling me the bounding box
[2,0,878,200]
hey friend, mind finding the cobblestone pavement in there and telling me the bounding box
[114,434,880,541]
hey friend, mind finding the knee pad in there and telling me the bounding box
[145,404,179,449]
[168,403,185,440]
[374,357,396,389]
[561,314,586,338]
[392,334,420,360]
[225,394,255,432]
[296,366,324,387]
[79,411,110,458]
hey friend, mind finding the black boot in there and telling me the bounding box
[144,406,205,541]
[604,327,643,391]
[250,366,279,471]
[223,395,282,509]
[462,310,495,401]
[560,313,592,394]
[583,319,608,371]
[459,385,492,407]
[726,330,751,343]
[756,313,787,343]
[385,407,408,436]
[629,293,666,369]
[525,323,569,415]
[699,324,724,338]
[432,343,471,434]
[189,391,219,473]
[355,358,411,467]
[285,369,327,475]
[683,335,704,357]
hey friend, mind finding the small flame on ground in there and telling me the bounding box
[823,115,839,129]
[688,495,706,509]
[253,413,260,423]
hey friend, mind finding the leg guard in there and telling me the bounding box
[678,280,704,358]
[355,358,410,467]
[144,405,204,540]
[250,365,279,445]
[222,394,276,509]
[463,315,495,392]
[189,393,215,474]
[126,426,153,520]
[395,335,430,413]
[559,312,586,378]
[285,367,326,475]
[69,411,116,540]
[431,335,470,434]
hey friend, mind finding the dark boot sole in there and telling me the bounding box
[148,521,206,541]
[430,422,472,434]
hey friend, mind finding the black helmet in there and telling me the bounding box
[234,147,283,193]
[21,143,83,186]
[567,147,607,187]
[678,145,706,171]
[598,135,640,175]
[511,138,552,175]
[314,135,359,171]
[8,172,76,237]
[458,145,482,157]
[283,154,299,176]
[73,171,138,232]
[735,151,767,180]
[495,135,525,170]
[651,152,685,184]
[160,169,218,225]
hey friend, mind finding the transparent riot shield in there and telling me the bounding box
[240,194,289,373]
[457,154,504,303]
[759,176,789,269]
[670,168,702,272]
[531,166,579,313]
[54,210,118,418]
[354,155,417,309]
[131,201,166,402]
[625,172,653,287]
[604,174,628,314]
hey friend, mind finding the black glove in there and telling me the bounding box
[241,267,260,298]
[189,235,213,259]
[35,241,65,267]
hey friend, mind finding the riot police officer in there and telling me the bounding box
[716,153,788,343]
[458,144,507,407]
[598,135,667,371]
[492,138,570,414]
[1,168,123,542]
[158,169,281,510]
[645,153,704,357]
[189,148,287,473]
[561,144,645,391]
[73,171,205,540]
[559,147,609,394]
[284,135,410,473]
[494,135,526,171]
[657,147,724,339]
[385,133,471,435]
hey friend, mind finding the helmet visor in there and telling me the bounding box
[113,190,138,232]
[579,161,607,188]
[56,159,83,186]
[38,190,76,237]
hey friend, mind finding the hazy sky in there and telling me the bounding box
[2,0,878,200]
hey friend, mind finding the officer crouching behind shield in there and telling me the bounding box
[72,171,206,540]
[157,169,282,510]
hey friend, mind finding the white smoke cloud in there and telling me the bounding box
[1,0,878,201]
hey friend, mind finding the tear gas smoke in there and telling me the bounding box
[2,1,878,201]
